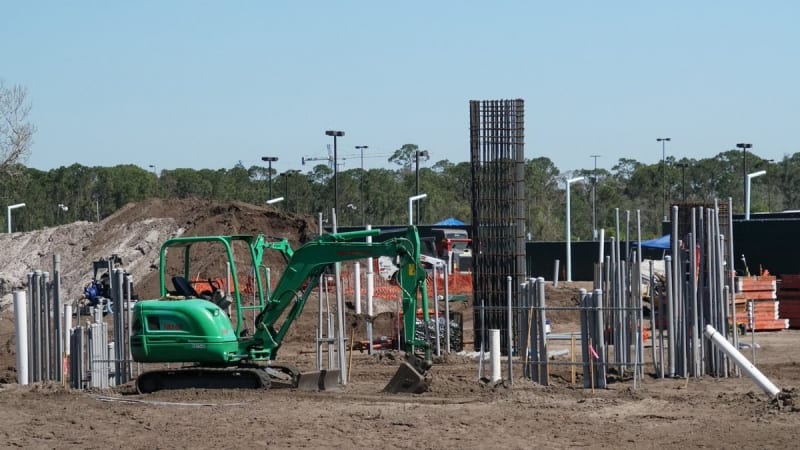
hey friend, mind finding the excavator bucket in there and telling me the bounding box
[295,369,342,391]
[384,360,430,394]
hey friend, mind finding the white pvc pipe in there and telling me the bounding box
[490,329,501,382]
[704,324,780,398]
[7,203,25,233]
[354,262,361,315]
[13,291,28,385]
[63,304,72,356]
[366,225,374,354]
[598,228,605,263]
[408,193,427,225]
[565,177,584,282]
[745,170,766,220]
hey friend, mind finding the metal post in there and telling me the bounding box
[356,145,368,225]
[332,209,347,385]
[408,194,427,225]
[657,137,671,222]
[7,203,25,233]
[506,276,513,385]
[745,170,766,220]
[591,154,600,240]
[261,156,279,200]
[737,143,752,212]
[365,224,374,355]
[325,130,345,216]
[415,150,429,224]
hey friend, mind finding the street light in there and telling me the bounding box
[148,164,157,177]
[325,130,345,215]
[766,159,775,211]
[657,138,671,221]
[261,156,279,200]
[590,154,601,240]
[675,162,689,202]
[565,176,584,282]
[355,145,368,225]
[745,170,766,220]
[737,143,753,212]
[409,194,427,225]
[415,149,430,223]
[7,203,25,233]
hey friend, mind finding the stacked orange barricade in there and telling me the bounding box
[735,275,787,331]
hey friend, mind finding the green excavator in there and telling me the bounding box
[129,226,432,394]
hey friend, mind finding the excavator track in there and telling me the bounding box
[136,367,272,394]
[135,364,342,394]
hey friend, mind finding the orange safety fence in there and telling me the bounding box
[190,270,473,302]
[190,273,262,296]
[337,270,473,300]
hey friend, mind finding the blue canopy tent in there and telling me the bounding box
[636,234,670,260]
[434,217,465,226]
[639,234,671,250]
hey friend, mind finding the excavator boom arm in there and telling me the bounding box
[252,226,430,358]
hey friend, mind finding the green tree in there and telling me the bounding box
[525,157,561,240]
[388,144,422,173]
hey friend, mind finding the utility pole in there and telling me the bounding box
[325,131,345,215]
[261,156,279,200]
[737,143,752,212]
[657,137,671,223]
[415,150,429,224]
[356,145,368,225]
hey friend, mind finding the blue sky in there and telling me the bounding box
[2,1,797,175]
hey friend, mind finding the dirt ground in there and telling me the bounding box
[0,200,799,449]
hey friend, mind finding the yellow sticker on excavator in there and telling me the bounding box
[407,263,415,276]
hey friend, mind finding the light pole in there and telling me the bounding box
[746,170,766,220]
[657,138,671,221]
[7,203,25,233]
[261,156,279,200]
[766,159,774,211]
[590,154,601,240]
[415,149,429,224]
[325,130,345,215]
[565,176,584,282]
[675,162,689,202]
[148,164,157,177]
[409,194,427,225]
[356,145,368,225]
[737,143,752,212]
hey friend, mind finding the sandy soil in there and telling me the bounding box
[0,200,798,448]
[2,290,799,449]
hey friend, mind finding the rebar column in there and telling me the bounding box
[470,99,526,353]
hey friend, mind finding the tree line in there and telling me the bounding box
[1,144,797,241]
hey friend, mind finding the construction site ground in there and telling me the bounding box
[0,199,799,448]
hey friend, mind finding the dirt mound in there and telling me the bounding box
[0,198,317,309]
[0,198,319,383]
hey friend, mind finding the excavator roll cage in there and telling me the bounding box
[131,226,432,393]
